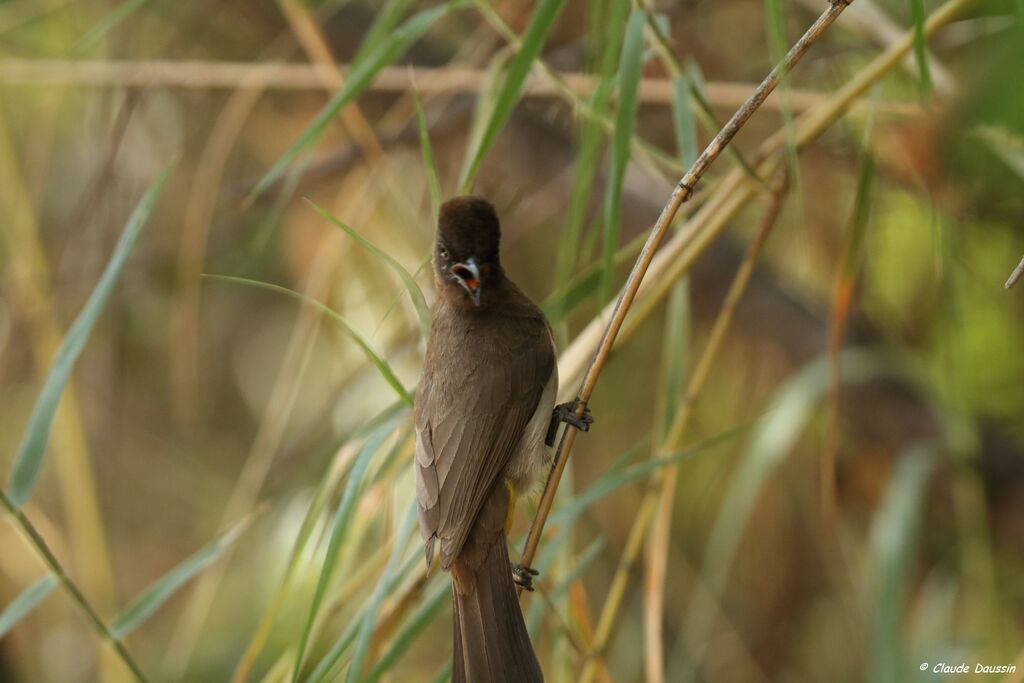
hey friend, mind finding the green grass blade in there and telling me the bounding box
[553,122,602,324]
[291,424,393,683]
[685,58,706,99]
[526,536,605,634]
[548,427,742,529]
[6,164,172,508]
[0,575,57,639]
[551,0,630,326]
[368,423,415,487]
[681,350,885,677]
[841,150,876,278]
[973,125,1024,181]
[870,446,934,683]
[203,275,412,406]
[110,513,256,639]
[682,59,761,182]
[543,229,648,323]
[345,503,418,683]
[363,576,450,683]
[375,252,431,337]
[306,200,431,341]
[431,661,453,683]
[544,268,601,323]
[763,0,787,64]
[305,550,425,683]
[352,0,416,65]
[458,0,567,192]
[232,408,406,679]
[458,49,510,191]
[657,280,691,440]
[413,90,443,219]
[599,10,646,303]
[909,0,934,96]
[232,453,352,679]
[251,2,460,200]
[75,0,153,49]
[303,615,360,683]
[671,76,698,169]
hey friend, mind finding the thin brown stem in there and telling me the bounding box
[517,0,854,597]
[0,59,921,117]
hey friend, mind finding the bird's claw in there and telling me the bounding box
[512,563,539,591]
[545,400,594,447]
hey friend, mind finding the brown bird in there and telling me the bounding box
[415,197,570,682]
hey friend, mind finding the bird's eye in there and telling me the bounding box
[439,247,450,260]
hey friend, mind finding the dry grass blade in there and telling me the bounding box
[251,2,459,199]
[0,59,922,116]
[276,0,384,163]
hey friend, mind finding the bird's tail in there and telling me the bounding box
[451,536,543,683]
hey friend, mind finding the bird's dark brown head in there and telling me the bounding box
[434,196,503,310]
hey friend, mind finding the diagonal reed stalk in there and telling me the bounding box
[525,0,977,676]
[0,490,150,683]
[517,0,857,598]
[1006,255,1024,289]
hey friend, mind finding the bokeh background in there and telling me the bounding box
[1,0,1023,682]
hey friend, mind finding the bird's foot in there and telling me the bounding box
[545,400,594,447]
[512,563,539,591]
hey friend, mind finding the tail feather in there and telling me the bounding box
[452,538,543,682]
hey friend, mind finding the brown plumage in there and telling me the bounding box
[415,197,555,682]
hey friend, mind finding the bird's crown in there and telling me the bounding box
[437,196,501,265]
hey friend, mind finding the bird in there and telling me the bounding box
[414,196,564,682]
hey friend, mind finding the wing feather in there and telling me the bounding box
[415,308,554,569]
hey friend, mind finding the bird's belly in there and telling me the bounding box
[504,367,557,494]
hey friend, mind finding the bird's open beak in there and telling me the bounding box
[450,258,482,307]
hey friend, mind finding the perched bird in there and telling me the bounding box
[414,196,556,682]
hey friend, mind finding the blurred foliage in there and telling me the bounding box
[1,1,1023,682]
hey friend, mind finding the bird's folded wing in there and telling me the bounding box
[415,328,553,570]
